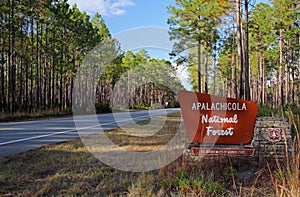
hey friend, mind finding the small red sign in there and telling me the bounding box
[268,128,282,142]
[178,90,258,145]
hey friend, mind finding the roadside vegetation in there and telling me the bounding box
[0,111,298,196]
[0,109,72,123]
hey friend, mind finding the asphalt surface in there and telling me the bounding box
[0,108,180,158]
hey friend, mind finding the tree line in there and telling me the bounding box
[0,0,183,115]
[168,0,299,107]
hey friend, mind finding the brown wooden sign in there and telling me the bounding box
[178,90,258,145]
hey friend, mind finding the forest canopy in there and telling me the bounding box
[1,0,299,116]
[168,0,299,108]
[0,0,183,115]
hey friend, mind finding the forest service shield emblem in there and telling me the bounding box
[268,128,282,142]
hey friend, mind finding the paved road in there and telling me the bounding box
[0,108,180,158]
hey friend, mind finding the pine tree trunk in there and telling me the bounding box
[36,20,40,111]
[11,0,16,113]
[244,0,250,100]
[197,39,201,93]
[285,58,290,105]
[25,16,29,112]
[236,0,244,100]
[0,10,5,112]
[259,49,264,104]
[30,15,34,112]
[213,53,216,95]
[43,25,48,110]
[231,28,236,98]
[204,53,208,94]
[278,29,284,106]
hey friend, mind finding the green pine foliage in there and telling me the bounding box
[168,0,299,107]
[0,0,184,116]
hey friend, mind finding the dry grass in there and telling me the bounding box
[104,116,180,152]
[0,109,72,123]
[267,110,300,197]
[0,112,299,196]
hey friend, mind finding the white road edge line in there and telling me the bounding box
[0,113,165,146]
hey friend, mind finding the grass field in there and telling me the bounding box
[0,112,299,196]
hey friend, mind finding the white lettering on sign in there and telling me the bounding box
[192,102,247,111]
[201,114,238,124]
[190,101,248,138]
[206,126,234,136]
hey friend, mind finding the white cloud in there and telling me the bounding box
[68,0,135,16]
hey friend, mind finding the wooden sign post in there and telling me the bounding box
[178,90,258,156]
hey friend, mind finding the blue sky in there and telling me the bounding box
[67,0,271,58]
[68,0,271,35]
